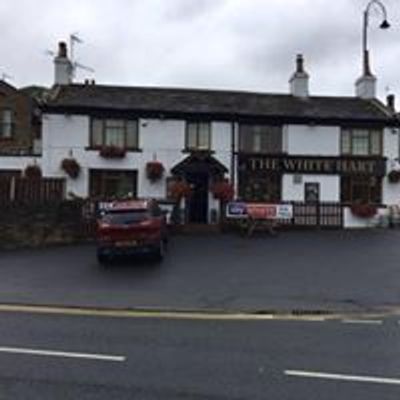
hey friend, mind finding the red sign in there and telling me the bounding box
[247,203,277,220]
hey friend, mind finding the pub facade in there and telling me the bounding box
[1,45,399,229]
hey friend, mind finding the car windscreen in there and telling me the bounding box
[101,209,150,225]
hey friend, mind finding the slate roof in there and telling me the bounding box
[45,84,396,124]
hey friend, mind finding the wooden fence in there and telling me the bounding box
[0,177,66,205]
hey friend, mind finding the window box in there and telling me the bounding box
[350,203,378,218]
[99,146,126,159]
[388,170,400,184]
[146,161,165,182]
[61,158,81,179]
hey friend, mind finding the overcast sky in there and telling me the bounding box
[0,0,399,101]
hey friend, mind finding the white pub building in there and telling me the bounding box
[3,42,400,228]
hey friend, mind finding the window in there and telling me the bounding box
[186,122,211,151]
[341,176,382,204]
[89,169,137,198]
[341,129,382,156]
[91,118,139,149]
[239,124,282,154]
[238,172,281,202]
[0,109,14,138]
[304,183,320,203]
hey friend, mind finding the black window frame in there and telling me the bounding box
[185,121,211,151]
[238,124,283,154]
[90,118,139,150]
[341,175,382,205]
[340,128,383,156]
[0,108,15,139]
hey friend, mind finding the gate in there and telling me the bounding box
[291,202,343,228]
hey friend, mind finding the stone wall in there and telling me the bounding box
[0,201,93,249]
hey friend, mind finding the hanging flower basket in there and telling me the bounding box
[24,164,42,179]
[388,170,400,184]
[350,203,378,218]
[211,180,234,203]
[169,180,192,201]
[61,158,81,179]
[146,161,165,182]
[99,146,126,159]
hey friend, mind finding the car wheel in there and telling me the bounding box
[154,239,166,261]
[97,251,111,266]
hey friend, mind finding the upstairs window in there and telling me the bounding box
[341,129,382,156]
[91,118,139,149]
[0,109,14,139]
[239,124,282,154]
[185,122,211,151]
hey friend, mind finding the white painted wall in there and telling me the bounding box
[282,174,340,202]
[287,125,340,155]
[0,156,40,172]
[40,114,232,223]
[382,127,400,206]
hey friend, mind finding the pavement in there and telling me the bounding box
[1,229,400,313]
[1,309,400,399]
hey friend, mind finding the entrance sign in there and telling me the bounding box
[226,202,293,220]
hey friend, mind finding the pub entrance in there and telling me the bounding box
[171,152,229,225]
[186,172,208,223]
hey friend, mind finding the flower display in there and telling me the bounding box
[350,203,378,218]
[99,146,126,159]
[146,161,165,182]
[211,180,234,203]
[24,164,42,179]
[169,180,192,201]
[61,158,81,179]
[388,170,400,184]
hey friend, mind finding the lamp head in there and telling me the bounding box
[380,19,390,29]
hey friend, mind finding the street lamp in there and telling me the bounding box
[362,0,390,76]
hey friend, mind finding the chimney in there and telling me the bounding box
[289,54,309,98]
[54,41,73,85]
[355,50,376,99]
[387,94,396,112]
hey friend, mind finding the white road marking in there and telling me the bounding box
[285,370,400,386]
[0,346,126,362]
[342,319,382,325]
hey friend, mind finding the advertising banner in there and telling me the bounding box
[226,202,293,220]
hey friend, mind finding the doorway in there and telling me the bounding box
[186,172,209,223]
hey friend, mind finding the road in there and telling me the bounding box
[1,230,400,313]
[1,308,400,399]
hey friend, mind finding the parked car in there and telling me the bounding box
[96,199,168,264]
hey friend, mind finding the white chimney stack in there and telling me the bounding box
[54,42,73,85]
[289,54,309,98]
[355,52,376,99]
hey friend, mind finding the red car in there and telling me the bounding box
[96,199,168,265]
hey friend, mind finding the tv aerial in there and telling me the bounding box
[1,72,13,82]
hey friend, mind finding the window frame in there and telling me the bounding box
[238,124,283,154]
[185,121,211,151]
[90,118,139,150]
[0,109,15,139]
[340,175,382,205]
[340,128,383,157]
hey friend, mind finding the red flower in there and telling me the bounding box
[169,180,192,201]
[350,204,377,218]
[99,146,126,159]
[388,170,400,184]
[24,164,42,179]
[61,158,81,179]
[146,161,165,182]
[211,180,234,202]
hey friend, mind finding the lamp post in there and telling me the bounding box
[362,0,390,76]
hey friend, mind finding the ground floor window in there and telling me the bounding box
[341,176,381,204]
[89,169,137,198]
[238,172,281,202]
